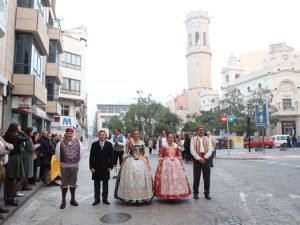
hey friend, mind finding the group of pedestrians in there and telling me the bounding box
[79,125,216,209]
[0,123,67,219]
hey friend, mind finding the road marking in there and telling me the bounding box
[268,161,277,164]
[290,194,300,199]
[239,192,257,224]
[77,193,94,203]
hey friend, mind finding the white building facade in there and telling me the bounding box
[50,33,87,139]
[221,43,300,136]
[95,104,129,136]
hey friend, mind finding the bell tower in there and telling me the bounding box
[186,11,212,115]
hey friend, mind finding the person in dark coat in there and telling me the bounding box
[89,130,113,205]
[39,130,55,185]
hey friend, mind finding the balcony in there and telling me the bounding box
[46,101,61,115]
[15,7,49,55]
[12,74,47,104]
[59,92,85,107]
[46,63,62,85]
[48,27,63,53]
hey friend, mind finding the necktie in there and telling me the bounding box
[101,142,104,149]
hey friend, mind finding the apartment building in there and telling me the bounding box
[0,0,87,137]
[50,33,87,139]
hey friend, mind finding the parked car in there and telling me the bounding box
[244,137,274,149]
[270,135,289,147]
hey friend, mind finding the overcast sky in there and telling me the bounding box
[56,0,300,125]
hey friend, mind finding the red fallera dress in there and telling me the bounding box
[154,143,191,199]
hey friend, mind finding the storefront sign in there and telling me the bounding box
[12,96,32,110]
[33,105,47,119]
[60,116,76,127]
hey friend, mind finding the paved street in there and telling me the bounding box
[3,143,300,225]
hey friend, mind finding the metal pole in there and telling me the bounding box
[227,119,230,157]
[262,127,265,155]
[247,116,251,152]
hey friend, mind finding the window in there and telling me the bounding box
[61,105,70,116]
[195,32,200,45]
[100,107,107,113]
[282,99,292,110]
[14,33,32,74]
[188,33,192,47]
[48,40,60,64]
[61,77,81,95]
[61,51,81,70]
[32,47,42,77]
[0,0,7,37]
[235,74,240,79]
[108,107,113,113]
[115,108,120,113]
[46,78,59,101]
[203,32,207,45]
[258,83,262,89]
[226,75,229,82]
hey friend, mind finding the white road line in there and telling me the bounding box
[290,194,300,199]
[268,161,277,164]
[77,193,94,203]
[239,192,257,224]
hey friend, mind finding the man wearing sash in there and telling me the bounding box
[190,125,213,200]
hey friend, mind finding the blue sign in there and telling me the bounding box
[255,103,268,127]
[228,115,235,123]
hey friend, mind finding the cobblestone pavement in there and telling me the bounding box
[3,142,300,225]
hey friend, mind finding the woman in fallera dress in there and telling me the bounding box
[154,133,191,200]
[114,130,153,203]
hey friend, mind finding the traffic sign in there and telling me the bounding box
[255,103,268,127]
[228,115,235,123]
[221,115,227,123]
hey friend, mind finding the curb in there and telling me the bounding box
[0,182,43,225]
[215,157,267,160]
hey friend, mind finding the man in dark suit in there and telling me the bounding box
[89,130,114,205]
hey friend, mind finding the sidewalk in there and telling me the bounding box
[0,138,90,224]
[215,147,300,160]
[0,182,43,224]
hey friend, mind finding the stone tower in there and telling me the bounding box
[186,11,212,115]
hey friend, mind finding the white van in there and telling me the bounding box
[270,135,289,147]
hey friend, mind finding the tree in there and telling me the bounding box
[182,121,198,132]
[195,110,224,134]
[105,116,124,132]
[219,87,247,135]
[123,91,181,139]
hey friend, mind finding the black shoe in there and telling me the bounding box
[5,200,18,206]
[0,207,9,213]
[70,200,79,206]
[211,164,214,167]
[21,187,33,191]
[205,195,212,200]
[103,200,110,205]
[92,200,100,206]
[0,215,3,220]
[112,176,117,179]
[193,194,199,199]
[60,201,66,209]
